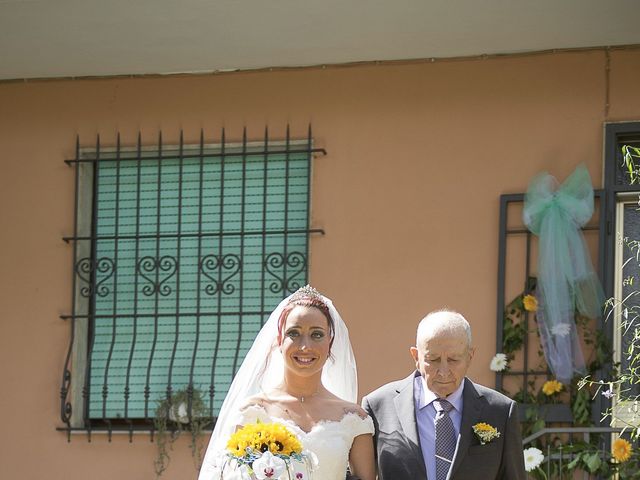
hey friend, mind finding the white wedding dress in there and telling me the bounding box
[218,404,374,480]
[198,289,369,480]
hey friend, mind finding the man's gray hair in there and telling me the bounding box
[416,309,472,347]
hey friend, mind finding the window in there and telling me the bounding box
[604,122,640,421]
[59,128,324,435]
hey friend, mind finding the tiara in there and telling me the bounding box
[288,285,325,305]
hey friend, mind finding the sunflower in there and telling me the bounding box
[227,422,303,458]
[612,438,632,463]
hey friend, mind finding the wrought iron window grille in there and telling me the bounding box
[495,190,606,424]
[58,126,326,441]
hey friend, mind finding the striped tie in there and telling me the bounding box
[433,398,456,480]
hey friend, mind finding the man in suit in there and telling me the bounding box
[362,310,526,480]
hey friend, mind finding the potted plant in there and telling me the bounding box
[153,386,212,477]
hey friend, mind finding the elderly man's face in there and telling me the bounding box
[410,329,474,398]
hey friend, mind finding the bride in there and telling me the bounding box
[198,286,376,480]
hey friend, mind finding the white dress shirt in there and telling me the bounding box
[414,375,465,480]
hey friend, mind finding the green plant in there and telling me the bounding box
[501,278,537,358]
[571,145,640,477]
[153,386,212,478]
[622,145,640,185]
[499,278,619,476]
[579,238,640,433]
[500,279,607,408]
[503,301,526,357]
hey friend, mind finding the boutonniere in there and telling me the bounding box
[472,422,501,445]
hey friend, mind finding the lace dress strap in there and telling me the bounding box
[341,411,375,437]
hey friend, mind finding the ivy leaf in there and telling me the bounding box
[585,452,601,473]
[525,405,540,421]
[502,312,526,354]
[567,452,582,470]
[531,418,546,433]
[571,388,591,425]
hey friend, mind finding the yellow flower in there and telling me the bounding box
[612,438,632,462]
[474,422,495,433]
[523,294,538,312]
[227,421,303,458]
[472,422,500,444]
[542,380,563,396]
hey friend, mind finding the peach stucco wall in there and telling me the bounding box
[1,48,640,479]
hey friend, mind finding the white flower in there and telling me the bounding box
[550,323,571,337]
[523,447,544,472]
[252,451,287,479]
[489,353,508,372]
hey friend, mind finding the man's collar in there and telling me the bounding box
[415,375,465,412]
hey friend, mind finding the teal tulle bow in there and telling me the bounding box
[523,164,604,384]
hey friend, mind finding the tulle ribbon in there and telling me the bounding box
[523,164,604,384]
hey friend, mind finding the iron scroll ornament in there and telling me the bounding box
[200,253,242,295]
[137,256,178,297]
[75,257,116,298]
[59,369,72,425]
[264,251,307,295]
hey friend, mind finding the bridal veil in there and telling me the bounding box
[198,288,358,479]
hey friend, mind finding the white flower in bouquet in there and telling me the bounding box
[523,447,544,472]
[252,451,287,479]
[222,421,315,480]
[489,353,508,372]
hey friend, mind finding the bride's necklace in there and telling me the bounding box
[280,382,321,404]
[296,391,319,403]
[285,388,320,403]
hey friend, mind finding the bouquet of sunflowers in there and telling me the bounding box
[221,421,316,479]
